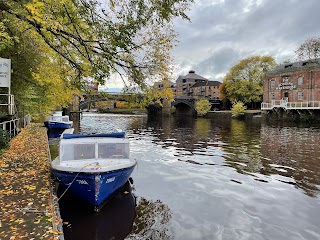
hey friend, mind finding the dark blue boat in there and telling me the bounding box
[44,115,73,130]
[51,131,136,211]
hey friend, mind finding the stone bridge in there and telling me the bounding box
[171,96,196,115]
[147,97,196,115]
[79,98,111,110]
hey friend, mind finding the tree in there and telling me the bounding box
[231,101,247,118]
[0,17,78,116]
[0,0,193,86]
[0,0,193,115]
[0,21,14,51]
[140,80,175,109]
[295,37,320,61]
[222,56,276,106]
[195,99,211,116]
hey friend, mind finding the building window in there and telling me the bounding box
[270,79,275,88]
[298,76,303,85]
[298,91,303,100]
[271,93,275,100]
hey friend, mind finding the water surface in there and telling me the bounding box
[52,113,320,240]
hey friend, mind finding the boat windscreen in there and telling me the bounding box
[60,144,95,161]
[98,143,129,159]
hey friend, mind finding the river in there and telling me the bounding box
[49,112,320,240]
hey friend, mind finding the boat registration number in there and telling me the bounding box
[106,177,115,183]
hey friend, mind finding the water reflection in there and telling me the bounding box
[60,113,320,239]
[260,126,320,197]
[127,198,173,240]
[141,115,320,197]
[58,181,136,240]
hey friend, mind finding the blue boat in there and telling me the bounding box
[51,131,136,211]
[44,115,73,130]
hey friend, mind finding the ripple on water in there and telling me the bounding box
[63,113,320,240]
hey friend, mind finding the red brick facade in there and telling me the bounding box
[174,70,221,99]
[263,61,320,104]
[192,83,221,100]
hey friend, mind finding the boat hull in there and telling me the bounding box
[52,166,135,209]
[45,121,73,130]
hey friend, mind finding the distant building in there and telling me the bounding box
[191,80,221,100]
[154,81,175,91]
[175,70,208,96]
[262,58,320,111]
[174,70,221,99]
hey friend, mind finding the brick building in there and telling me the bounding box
[175,70,208,96]
[191,80,221,100]
[154,81,175,91]
[262,59,320,111]
[175,70,221,99]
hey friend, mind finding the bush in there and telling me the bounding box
[195,99,211,116]
[115,101,129,109]
[231,101,247,118]
[0,129,10,148]
[96,101,113,112]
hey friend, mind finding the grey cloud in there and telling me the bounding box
[195,47,241,80]
[173,0,320,79]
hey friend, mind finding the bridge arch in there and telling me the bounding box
[172,97,195,115]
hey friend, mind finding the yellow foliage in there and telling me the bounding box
[32,55,80,115]
[115,101,129,109]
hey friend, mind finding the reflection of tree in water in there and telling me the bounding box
[144,115,216,154]
[126,197,173,240]
[194,118,211,140]
[222,119,263,173]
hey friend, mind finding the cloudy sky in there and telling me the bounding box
[172,0,320,81]
[102,0,320,91]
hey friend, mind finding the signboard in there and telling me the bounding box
[276,78,296,90]
[0,58,11,88]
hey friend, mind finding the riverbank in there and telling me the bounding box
[96,108,147,115]
[206,109,262,120]
[0,123,62,239]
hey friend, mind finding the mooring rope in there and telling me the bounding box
[56,162,100,202]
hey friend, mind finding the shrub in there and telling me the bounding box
[195,99,211,116]
[96,101,113,112]
[115,101,129,109]
[231,101,247,118]
[0,129,10,148]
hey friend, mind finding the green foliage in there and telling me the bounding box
[195,99,211,116]
[0,0,193,86]
[231,101,247,118]
[0,21,13,51]
[0,0,192,115]
[223,56,276,104]
[0,129,10,148]
[95,101,113,112]
[140,81,175,109]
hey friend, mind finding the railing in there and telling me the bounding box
[0,118,20,139]
[261,100,320,110]
[0,94,15,115]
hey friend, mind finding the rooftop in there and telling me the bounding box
[269,58,320,74]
